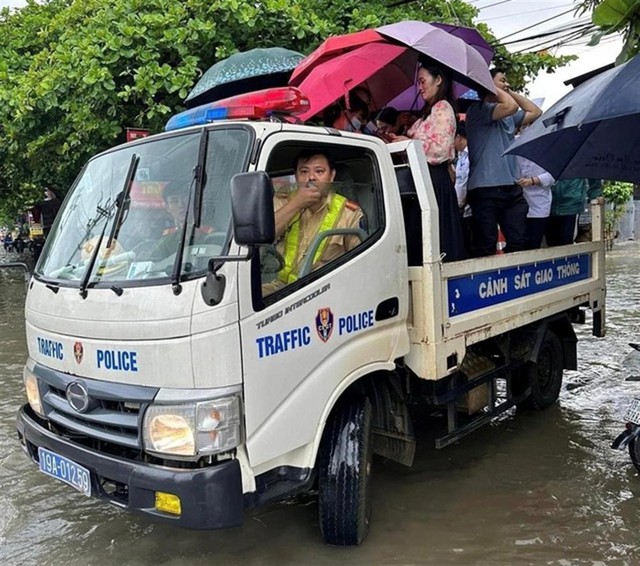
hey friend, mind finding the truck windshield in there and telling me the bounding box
[37,127,252,286]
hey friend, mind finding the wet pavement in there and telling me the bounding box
[1,242,639,565]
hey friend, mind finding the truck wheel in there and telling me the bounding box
[318,396,373,546]
[518,331,564,410]
[629,438,640,474]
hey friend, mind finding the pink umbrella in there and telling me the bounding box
[294,42,416,121]
[290,29,385,85]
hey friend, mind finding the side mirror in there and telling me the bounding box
[230,171,275,246]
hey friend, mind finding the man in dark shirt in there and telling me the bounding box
[465,69,542,256]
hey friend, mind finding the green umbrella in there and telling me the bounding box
[185,47,305,108]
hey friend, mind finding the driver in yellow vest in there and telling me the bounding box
[272,149,364,287]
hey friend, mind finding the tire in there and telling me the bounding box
[318,396,373,546]
[629,438,640,474]
[517,331,564,410]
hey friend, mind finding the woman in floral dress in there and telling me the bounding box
[388,59,466,262]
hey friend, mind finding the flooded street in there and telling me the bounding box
[1,242,639,565]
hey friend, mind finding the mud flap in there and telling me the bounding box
[363,376,415,467]
[524,315,577,370]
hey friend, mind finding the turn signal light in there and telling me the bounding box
[155,491,181,515]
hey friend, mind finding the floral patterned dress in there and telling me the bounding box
[407,99,466,262]
[407,100,456,165]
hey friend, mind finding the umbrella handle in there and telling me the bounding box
[343,80,354,109]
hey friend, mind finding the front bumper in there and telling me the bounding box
[16,404,244,530]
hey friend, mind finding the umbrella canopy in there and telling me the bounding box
[289,29,385,85]
[430,22,494,65]
[294,42,416,121]
[377,21,495,95]
[506,54,640,184]
[384,81,480,113]
[185,47,304,108]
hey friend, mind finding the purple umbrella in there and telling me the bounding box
[377,21,495,95]
[385,81,480,112]
[430,22,494,65]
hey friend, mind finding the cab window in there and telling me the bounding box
[255,142,384,308]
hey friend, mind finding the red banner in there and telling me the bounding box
[126,128,150,142]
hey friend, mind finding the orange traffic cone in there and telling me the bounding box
[496,228,506,255]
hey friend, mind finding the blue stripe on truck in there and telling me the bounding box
[447,254,591,317]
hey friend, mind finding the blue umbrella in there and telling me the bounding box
[506,54,640,184]
[185,47,305,108]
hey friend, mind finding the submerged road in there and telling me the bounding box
[1,241,639,564]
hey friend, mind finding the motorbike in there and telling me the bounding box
[612,343,640,473]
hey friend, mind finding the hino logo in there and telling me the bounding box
[66,381,90,413]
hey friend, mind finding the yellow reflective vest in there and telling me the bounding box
[278,193,347,284]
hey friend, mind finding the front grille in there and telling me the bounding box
[34,363,158,451]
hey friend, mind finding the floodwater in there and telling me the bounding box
[1,242,639,565]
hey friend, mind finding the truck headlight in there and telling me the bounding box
[23,365,44,417]
[143,395,242,458]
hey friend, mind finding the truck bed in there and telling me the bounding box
[406,233,606,380]
[391,141,606,381]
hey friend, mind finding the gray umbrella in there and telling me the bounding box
[185,47,305,108]
[506,54,640,184]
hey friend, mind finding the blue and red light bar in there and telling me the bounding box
[165,87,311,131]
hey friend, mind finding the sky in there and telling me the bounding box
[1,0,623,110]
[472,0,623,108]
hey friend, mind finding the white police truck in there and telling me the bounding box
[17,87,606,546]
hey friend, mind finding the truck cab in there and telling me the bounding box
[16,87,606,545]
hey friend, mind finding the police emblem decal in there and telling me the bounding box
[73,341,84,364]
[315,308,334,343]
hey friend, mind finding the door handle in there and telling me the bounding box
[375,297,399,321]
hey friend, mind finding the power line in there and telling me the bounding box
[501,18,593,46]
[501,19,593,49]
[387,0,604,58]
[529,28,618,53]
[512,24,595,53]
[510,28,591,52]
[477,0,513,9]
[497,7,578,42]
[482,4,574,22]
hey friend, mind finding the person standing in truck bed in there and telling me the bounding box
[465,68,542,256]
[387,57,466,262]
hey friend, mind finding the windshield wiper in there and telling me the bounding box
[62,196,112,274]
[170,168,198,295]
[78,154,139,298]
[106,153,139,250]
[78,199,114,299]
[193,130,208,228]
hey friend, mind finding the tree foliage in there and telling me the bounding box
[603,180,634,206]
[602,180,634,237]
[0,0,571,221]
[579,0,640,62]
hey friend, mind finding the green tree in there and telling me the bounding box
[0,0,571,221]
[602,180,634,239]
[579,0,640,62]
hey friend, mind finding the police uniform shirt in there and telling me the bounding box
[274,189,364,272]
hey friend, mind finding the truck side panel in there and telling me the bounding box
[406,220,606,380]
